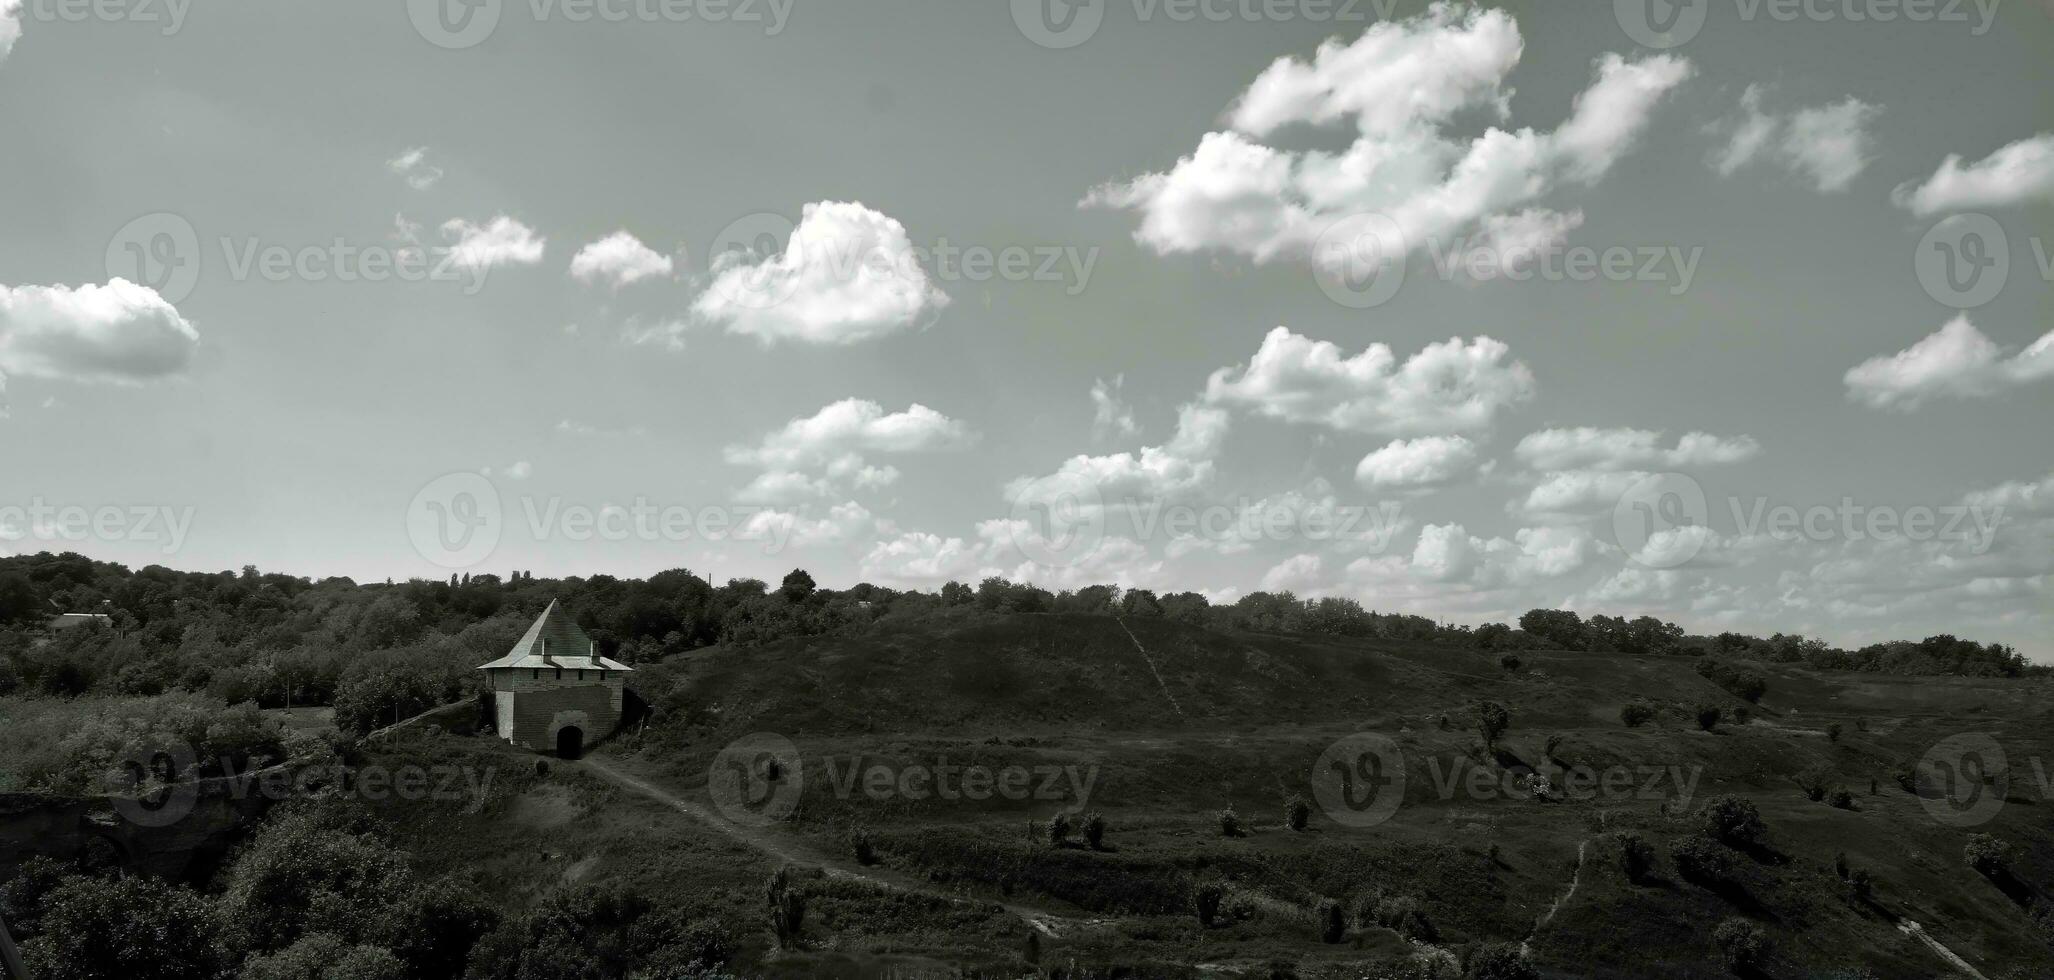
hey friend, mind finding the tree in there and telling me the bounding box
[1285,794,1311,831]
[1702,796,1766,849]
[1672,836,1731,884]
[24,873,225,980]
[939,580,973,606]
[1712,918,1767,973]
[1696,704,1723,731]
[778,569,816,603]
[1620,703,1655,727]
[1465,942,1540,980]
[1473,700,1510,748]
[1965,834,2010,876]
[1616,832,1655,883]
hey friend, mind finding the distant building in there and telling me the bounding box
[46,612,113,633]
[477,600,631,758]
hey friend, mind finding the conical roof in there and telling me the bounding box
[477,599,631,671]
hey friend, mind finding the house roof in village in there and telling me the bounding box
[477,599,632,671]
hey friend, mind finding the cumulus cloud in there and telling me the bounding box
[1710,86,1878,192]
[386,147,444,190]
[1091,374,1140,442]
[1517,469,1652,519]
[569,231,674,288]
[1514,427,1760,471]
[1843,315,2054,409]
[741,500,878,550]
[0,279,200,385]
[1203,327,1535,436]
[1893,133,2054,215]
[441,216,546,272]
[1085,6,1689,268]
[692,201,949,346]
[1355,435,1482,490]
[1007,404,1230,508]
[0,0,21,63]
[727,398,975,502]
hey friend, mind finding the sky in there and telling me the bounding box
[0,0,2049,656]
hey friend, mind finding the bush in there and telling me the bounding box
[1046,812,1072,846]
[1965,834,2009,876]
[1543,734,1565,760]
[1702,796,1767,848]
[766,867,805,949]
[1827,788,1855,810]
[1620,703,1655,727]
[1473,700,1510,746]
[1465,941,1539,980]
[1713,918,1767,972]
[1846,868,1873,902]
[1696,704,1723,730]
[1672,836,1731,884]
[24,873,225,980]
[1285,794,1311,832]
[1217,808,1242,838]
[1825,722,1843,743]
[1499,654,1521,672]
[1616,832,1655,883]
[1365,893,1437,943]
[1082,812,1106,850]
[850,828,876,866]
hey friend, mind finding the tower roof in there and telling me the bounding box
[477,599,631,671]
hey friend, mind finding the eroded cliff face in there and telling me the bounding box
[0,771,282,884]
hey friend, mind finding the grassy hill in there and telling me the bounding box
[355,609,2052,978]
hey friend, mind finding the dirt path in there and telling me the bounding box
[1896,919,1988,980]
[1114,617,1185,717]
[578,755,1082,938]
[1521,837,1589,958]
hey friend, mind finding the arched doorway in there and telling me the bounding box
[555,726,584,760]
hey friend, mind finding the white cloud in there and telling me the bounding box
[1514,427,1759,471]
[860,530,983,583]
[692,201,949,346]
[569,231,674,288]
[728,398,974,502]
[1843,315,2054,409]
[1710,86,1877,192]
[1204,327,1535,436]
[741,501,877,549]
[1008,404,1229,507]
[386,147,444,190]
[1086,7,1690,268]
[1442,209,1584,281]
[503,461,532,481]
[1893,133,2054,215]
[1518,469,1651,519]
[1090,374,1140,442]
[0,279,199,385]
[1355,435,1481,490]
[0,0,21,63]
[441,216,545,272]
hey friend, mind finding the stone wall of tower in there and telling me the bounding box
[486,668,626,752]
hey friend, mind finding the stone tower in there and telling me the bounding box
[477,600,630,757]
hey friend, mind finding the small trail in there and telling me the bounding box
[1114,617,1185,717]
[1897,919,1988,980]
[1521,837,1589,958]
[579,756,1077,938]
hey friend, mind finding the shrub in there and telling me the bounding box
[1696,704,1723,731]
[1965,834,2010,876]
[1797,765,1829,801]
[1082,812,1106,850]
[1672,836,1732,884]
[22,873,225,980]
[1846,868,1873,902]
[765,867,805,949]
[1316,898,1345,943]
[1825,722,1843,743]
[1366,894,1437,943]
[1192,882,1224,927]
[850,828,876,866]
[1217,808,1242,838]
[1465,941,1539,980]
[1702,796,1767,848]
[1827,788,1855,810]
[1616,832,1655,883]
[1834,852,1849,879]
[1713,917,1767,972]
[1285,794,1311,832]
[1046,812,1072,846]
[1620,703,1655,727]
[1543,734,1565,761]
[1499,654,1521,672]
